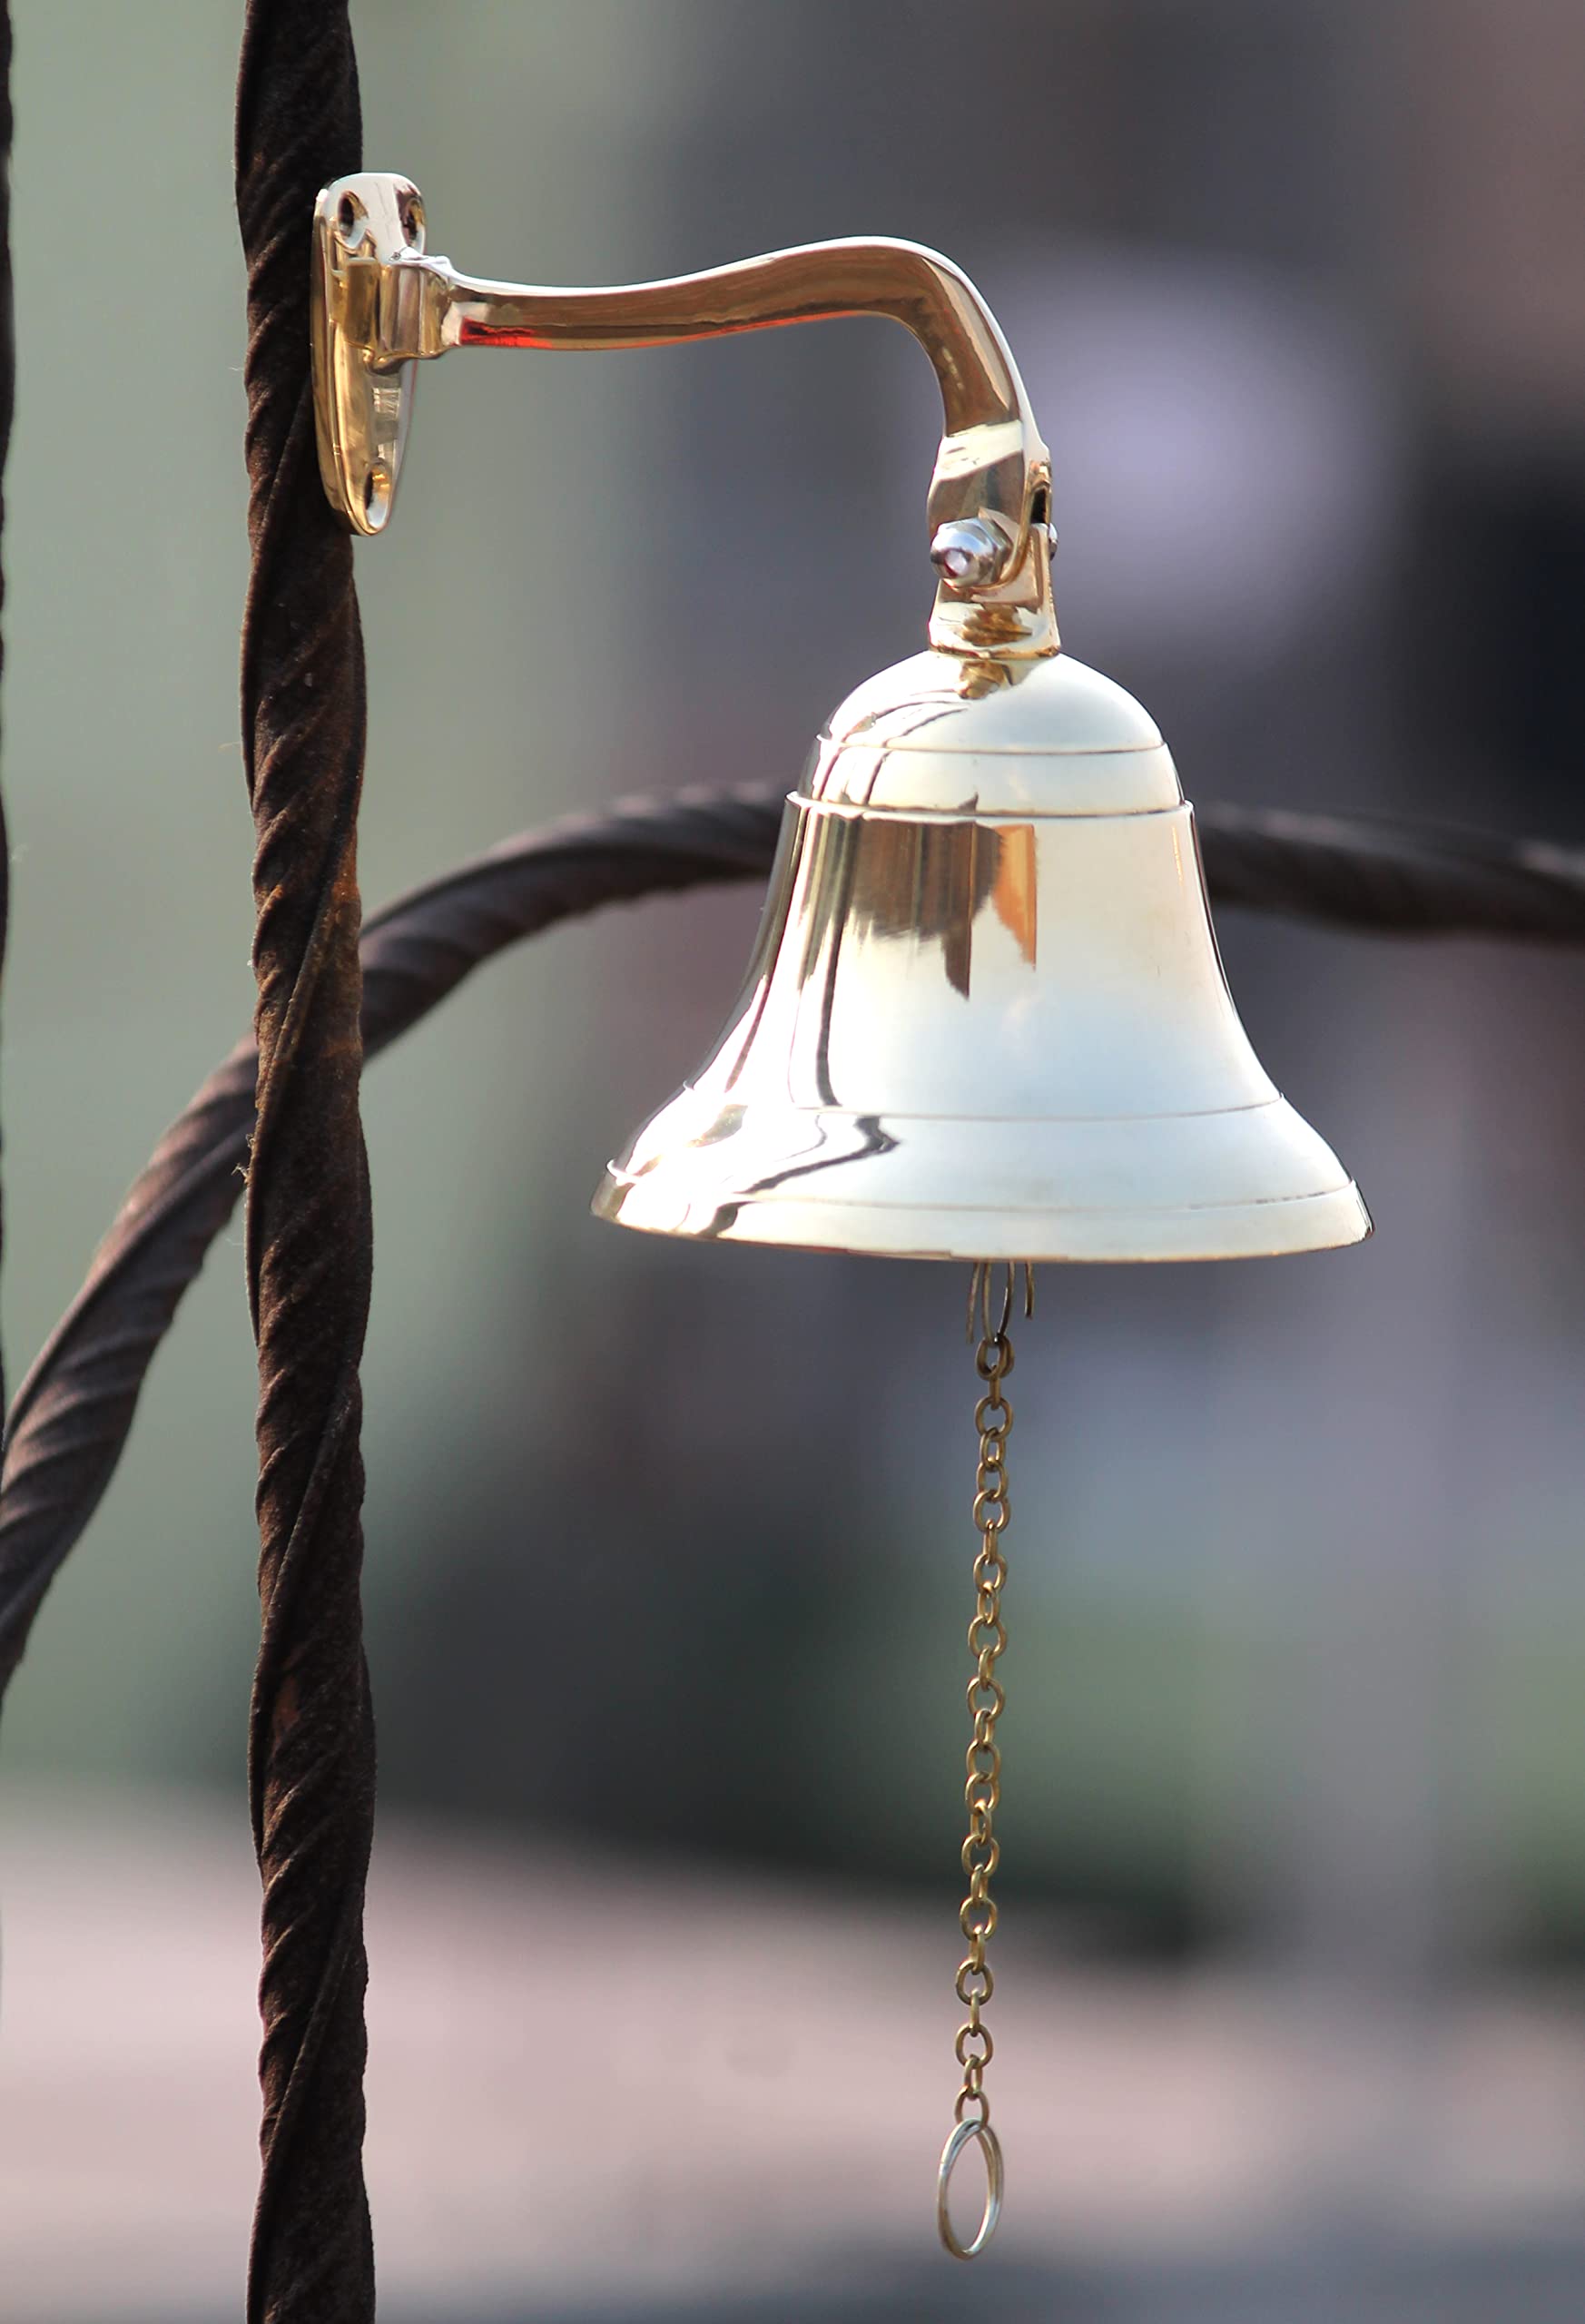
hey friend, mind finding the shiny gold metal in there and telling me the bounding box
[310,178,1366,1264]
[596,646,1372,1261]
[937,1271,1019,2260]
[310,172,1055,653]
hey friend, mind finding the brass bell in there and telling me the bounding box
[305,180,1371,2264]
[300,172,1365,1265]
[595,586,1370,1263]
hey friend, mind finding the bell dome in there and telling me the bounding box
[807,647,1184,817]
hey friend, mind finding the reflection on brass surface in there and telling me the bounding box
[823,818,1035,1000]
[989,825,1037,967]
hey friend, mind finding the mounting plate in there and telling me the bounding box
[310,172,427,534]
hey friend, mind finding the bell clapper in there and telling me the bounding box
[938,1260,1033,2260]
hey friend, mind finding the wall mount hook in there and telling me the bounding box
[310,171,1058,656]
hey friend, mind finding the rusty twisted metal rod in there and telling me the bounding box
[236,4,374,2317]
[0,5,14,1501]
[4,781,1585,1718]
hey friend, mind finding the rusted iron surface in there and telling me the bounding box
[236,4,373,2315]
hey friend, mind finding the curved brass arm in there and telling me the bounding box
[312,172,1055,656]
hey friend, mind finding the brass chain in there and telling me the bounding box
[955,1305,1012,2126]
[938,1260,1030,2261]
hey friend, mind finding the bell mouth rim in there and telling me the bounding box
[593,1168,1373,1265]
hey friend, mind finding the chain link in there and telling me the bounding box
[938,1263,1031,2259]
[951,1301,1013,2135]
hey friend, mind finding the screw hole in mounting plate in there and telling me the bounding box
[361,463,392,528]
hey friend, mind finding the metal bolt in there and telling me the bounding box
[930,519,1006,589]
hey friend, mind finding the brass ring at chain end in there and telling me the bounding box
[936,2114,1005,2260]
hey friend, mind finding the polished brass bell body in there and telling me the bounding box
[595,645,1370,1262]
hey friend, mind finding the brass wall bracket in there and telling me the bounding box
[310,172,1057,657]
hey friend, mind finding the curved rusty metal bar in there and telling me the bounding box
[4,783,1584,1713]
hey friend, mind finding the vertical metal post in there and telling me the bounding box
[235,6,376,2318]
